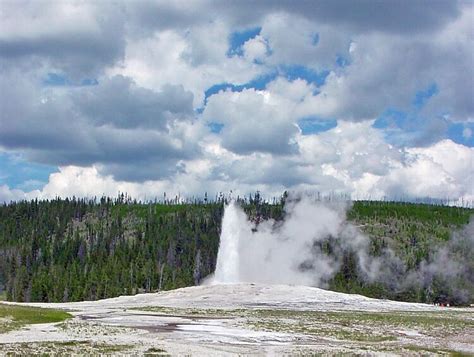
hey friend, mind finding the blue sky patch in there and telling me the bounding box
[336,54,350,68]
[43,73,98,87]
[207,122,224,134]
[195,107,205,114]
[447,122,474,146]
[372,107,469,147]
[373,84,455,147]
[373,108,408,130]
[413,83,438,108]
[297,117,337,135]
[81,78,99,86]
[0,152,57,190]
[43,73,68,86]
[203,64,329,107]
[227,27,262,57]
[279,65,329,87]
[203,71,278,104]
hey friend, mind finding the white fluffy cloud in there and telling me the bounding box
[202,77,333,155]
[243,35,269,62]
[107,24,266,106]
[308,4,473,122]
[379,140,474,200]
[203,88,297,154]
[260,13,350,70]
[2,123,472,205]
[0,0,472,203]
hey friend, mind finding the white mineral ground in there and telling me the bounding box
[1,283,473,355]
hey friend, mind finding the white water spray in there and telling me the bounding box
[211,198,356,286]
[213,201,246,283]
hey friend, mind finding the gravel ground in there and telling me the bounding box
[1,283,472,356]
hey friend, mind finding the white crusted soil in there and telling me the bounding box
[1,283,472,356]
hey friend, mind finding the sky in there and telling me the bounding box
[0,0,473,204]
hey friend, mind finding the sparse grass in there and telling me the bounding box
[0,341,134,355]
[122,305,474,354]
[404,345,473,356]
[244,309,473,340]
[132,305,473,346]
[145,347,170,356]
[247,318,397,342]
[132,305,245,318]
[56,319,135,341]
[0,303,72,333]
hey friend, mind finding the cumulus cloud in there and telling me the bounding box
[0,71,201,181]
[203,87,299,154]
[107,24,265,106]
[0,1,125,77]
[0,185,39,203]
[2,122,472,205]
[308,5,473,123]
[379,140,474,201]
[205,0,460,34]
[243,35,269,62]
[0,0,472,202]
[73,75,194,129]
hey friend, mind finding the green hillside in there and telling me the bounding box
[0,196,472,305]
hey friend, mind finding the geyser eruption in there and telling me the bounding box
[212,197,362,286]
[214,201,247,283]
[210,195,473,305]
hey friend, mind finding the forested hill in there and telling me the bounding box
[0,196,472,305]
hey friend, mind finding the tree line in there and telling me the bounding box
[0,194,472,305]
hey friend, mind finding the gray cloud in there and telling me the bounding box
[203,87,301,155]
[0,0,472,198]
[206,0,460,33]
[0,72,199,182]
[2,0,459,78]
[121,0,462,35]
[0,2,126,77]
[74,75,194,129]
[124,1,207,35]
[211,156,310,187]
[306,7,473,129]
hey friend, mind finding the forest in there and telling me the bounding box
[0,193,472,305]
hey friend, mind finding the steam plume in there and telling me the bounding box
[213,197,376,286]
[210,195,473,304]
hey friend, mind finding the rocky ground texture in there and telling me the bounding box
[1,283,473,356]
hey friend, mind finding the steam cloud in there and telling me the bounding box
[210,195,473,304]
